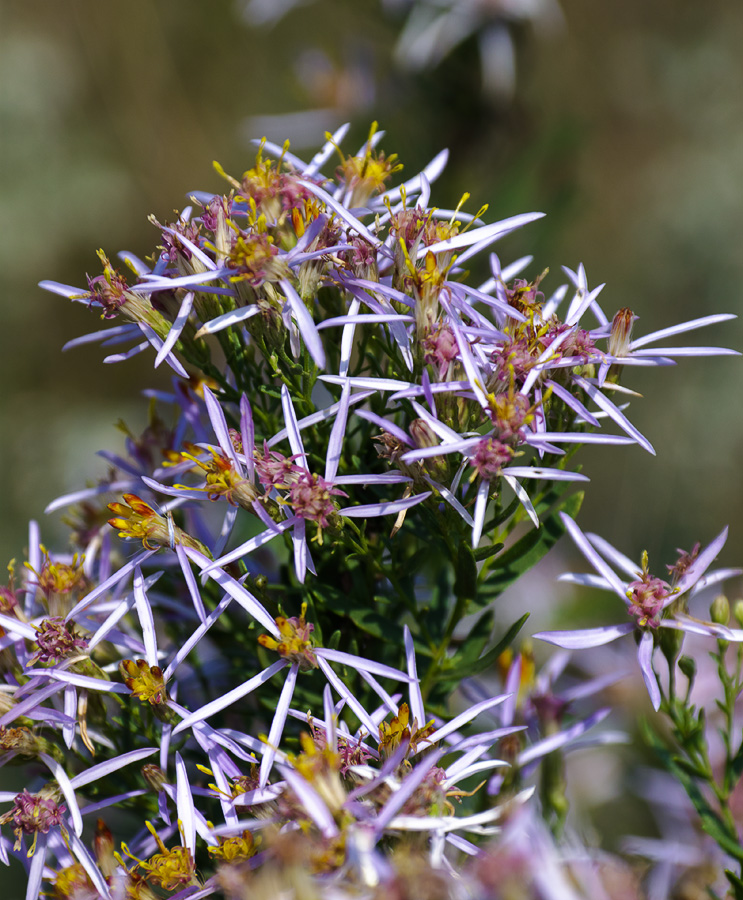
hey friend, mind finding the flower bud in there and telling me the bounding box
[733,599,743,628]
[142,763,170,792]
[710,594,730,626]
[660,625,683,666]
[94,819,117,878]
[678,655,697,686]
[608,307,636,358]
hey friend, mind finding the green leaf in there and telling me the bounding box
[482,496,520,533]
[454,541,478,603]
[673,756,712,780]
[531,473,580,518]
[311,586,399,643]
[449,611,495,671]
[327,630,341,650]
[480,491,584,600]
[437,613,529,682]
[726,870,743,900]
[474,542,505,562]
[424,568,454,643]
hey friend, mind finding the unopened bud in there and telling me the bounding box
[733,599,743,629]
[94,819,116,878]
[608,308,636,358]
[710,594,730,626]
[678,655,697,686]
[142,763,169,792]
[660,625,683,666]
[409,419,439,450]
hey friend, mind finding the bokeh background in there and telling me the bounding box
[1,0,742,872]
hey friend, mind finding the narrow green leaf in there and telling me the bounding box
[454,541,478,602]
[474,542,505,562]
[726,870,743,900]
[480,491,584,600]
[310,587,398,642]
[438,613,529,682]
[327,630,341,650]
[482,497,520,533]
[449,611,495,670]
[258,385,282,399]
[673,756,712,780]
[532,477,576,518]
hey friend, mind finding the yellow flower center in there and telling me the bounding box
[258,602,318,671]
[120,659,168,705]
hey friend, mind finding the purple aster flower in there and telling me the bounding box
[533,514,743,710]
[445,260,737,457]
[170,605,413,788]
[140,386,271,558]
[28,618,89,667]
[0,747,156,899]
[458,649,628,796]
[39,248,194,377]
[200,384,428,583]
[394,397,590,541]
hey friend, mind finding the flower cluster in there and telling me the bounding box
[0,126,736,897]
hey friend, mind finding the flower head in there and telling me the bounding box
[30,617,89,666]
[120,658,169,706]
[626,555,672,629]
[378,702,435,760]
[258,603,319,671]
[86,251,129,319]
[534,515,743,709]
[108,494,207,554]
[1,788,66,854]
[119,821,198,892]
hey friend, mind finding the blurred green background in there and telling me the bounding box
[1,0,742,575]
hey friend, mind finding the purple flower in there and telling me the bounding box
[170,608,413,788]
[0,747,156,899]
[460,650,627,793]
[533,514,743,709]
[199,384,428,583]
[394,396,590,541]
[28,618,89,667]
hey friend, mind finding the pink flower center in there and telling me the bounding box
[421,324,459,376]
[626,575,671,629]
[471,437,514,481]
[11,790,66,836]
[32,617,89,666]
[254,445,302,492]
[288,473,347,528]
